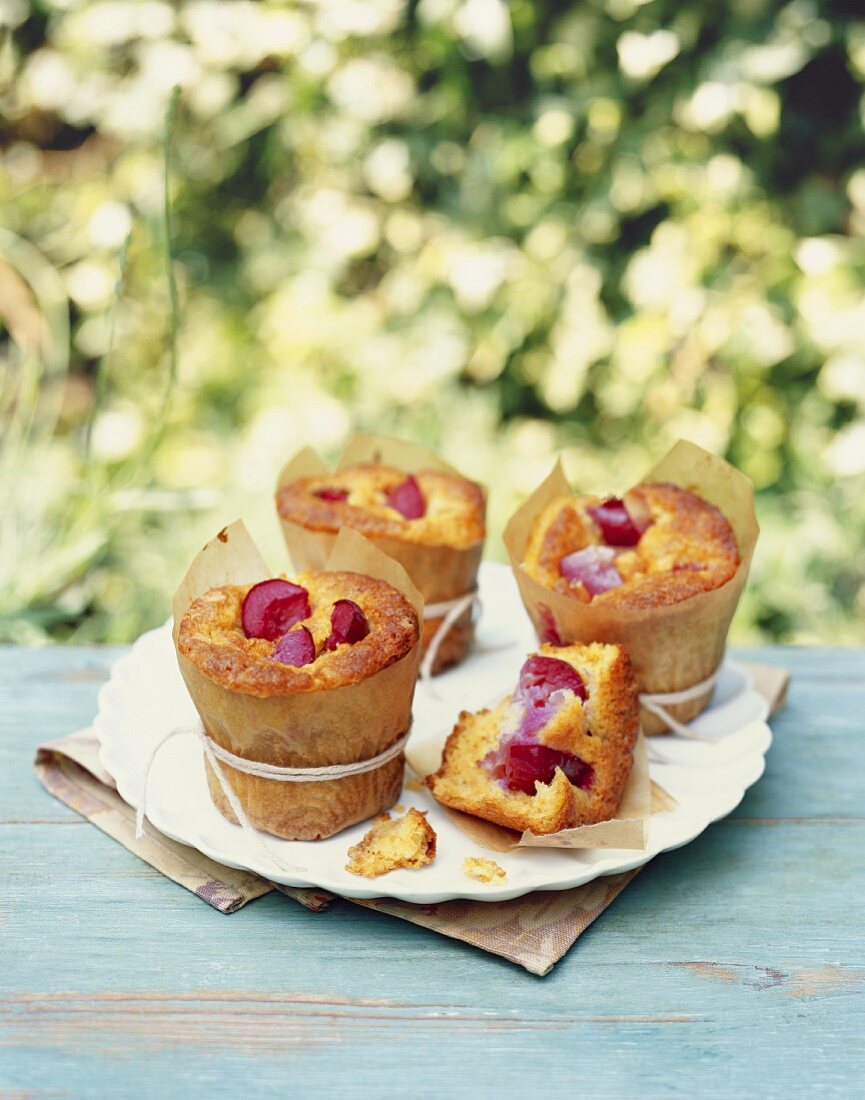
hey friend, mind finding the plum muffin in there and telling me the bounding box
[176,569,420,840]
[277,463,485,675]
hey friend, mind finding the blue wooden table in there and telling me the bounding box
[1,645,863,1098]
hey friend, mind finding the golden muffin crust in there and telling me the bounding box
[524,482,739,610]
[177,570,419,697]
[427,642,639,834]
[276,463,485,550]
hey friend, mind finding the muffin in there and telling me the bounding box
[427,643,639,835]
[173,523,422,841]
[277,437,486,676]
[504,441,759,734]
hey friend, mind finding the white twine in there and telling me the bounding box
[134,722,411,873]
[641,668,720,762]
[420,590,479,684]
[202,726,411,781]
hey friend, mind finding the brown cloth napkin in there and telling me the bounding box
[34,661,788,975]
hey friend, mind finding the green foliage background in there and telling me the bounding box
[1,0,864,644]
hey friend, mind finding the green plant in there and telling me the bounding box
[0,0,862,642]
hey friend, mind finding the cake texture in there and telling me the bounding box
[277,438,486,676]
[427,642,639,835]
[504,442,759,734]
[345,808,437,877]
[173,523,422,841]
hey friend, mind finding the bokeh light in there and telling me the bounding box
[1,0,863,644]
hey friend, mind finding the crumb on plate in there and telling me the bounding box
[345,808,437,878]
[463,856,507,884]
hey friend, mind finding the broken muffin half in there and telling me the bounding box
[427,643,639,835]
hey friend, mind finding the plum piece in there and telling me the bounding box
[503,743,594,795]
[513,654,587,738]
[386,475,426,519]
[324,599,370,650]
[483,655,592,794]
[537,604,563,646]
[559,545,623,597]
[241,579,311,641]
[558,752,594,790]
[314,487,350,502]
[586,497,644,546]
[272,625,316,667]
[515,655,587,708]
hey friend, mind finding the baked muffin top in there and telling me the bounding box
[523,482,739,611]
[276,463,485,550]
[178,570,419,697]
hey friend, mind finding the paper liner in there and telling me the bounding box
[276,434,485,675]
[173,522,422,841]
[503,440,759,734]
[406,731,662,852]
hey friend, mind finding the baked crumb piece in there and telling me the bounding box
[404,776,426,793]
[345,808,437,878]
[463,857,507,884]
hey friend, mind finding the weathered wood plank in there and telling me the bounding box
[1,645,863,1098]
[739,646,863,682]
[728,667,865,820]
[3,646,865,823]
[2,816,863,989]
[0,648,115,822]
[1,980,863,1099]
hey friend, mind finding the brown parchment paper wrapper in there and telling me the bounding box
[276,434,485,675]
[406,731,665,852]
[503,440,759,734]
[172,522,423,841]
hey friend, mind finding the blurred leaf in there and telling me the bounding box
[0,0,863,643]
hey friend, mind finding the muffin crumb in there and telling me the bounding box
[463,857,506,883]
[346,809,437,878]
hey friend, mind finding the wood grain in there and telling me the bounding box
[1,644,863,1098]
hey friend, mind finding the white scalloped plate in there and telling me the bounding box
[96,563,772,903]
